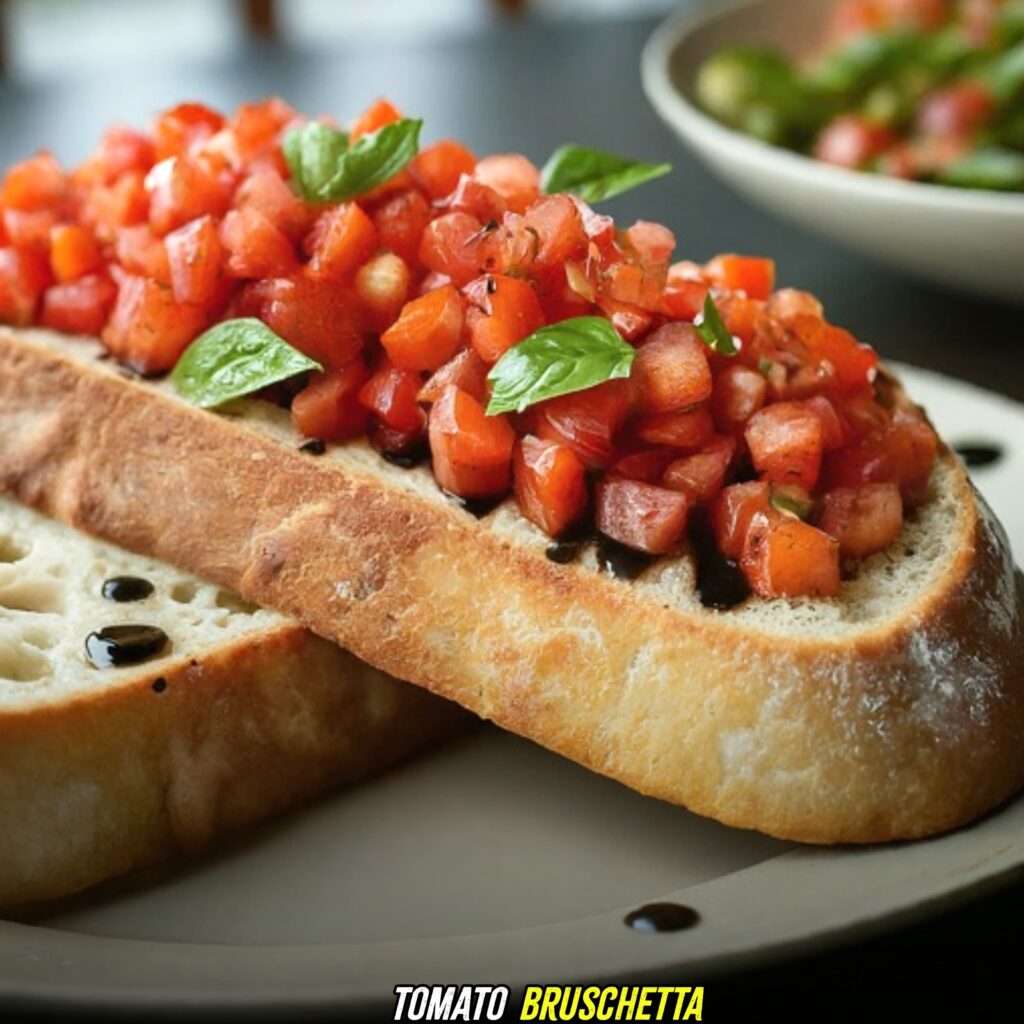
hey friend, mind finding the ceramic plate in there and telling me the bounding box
[642,0,1024,304]
[1,365,1021,1018]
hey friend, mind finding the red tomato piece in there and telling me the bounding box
[522,195,587,268]
[535,379,632,469]
[634,406,714,449]
[465,273,545,363]
[705,254,776,301]
[358,363,425,434]
[410,140,477,200]
[796,316,879,393]
[602,261,665,311]
[305,203,377,281]
[0,246,51,325]
[572,197,616,248]
[235,169,316,241]
[102,274,206,374]
[473,154,540,214]
[662,275,709,320]
[742,513,841,598]
[49,224,101,283]
[712,363,768,430]
[115,224,171,284]
[746,401,824,490]
[514,435,588,537]
[3,208,57,251]
[76,127,155,186]
[81,171,149,241]
[40,273,116,336]
[153,102,225,161]
[381,285,464,372]
[766,288,823,321]
[229,97,296,159]
[355,252,411,330]
[441,174,508,223]
[292,362,370,442]
[610,447,678,484]
[814,115,894,169]
[350,99,403,140]
[428,385,516,498]
[165,215,223,306]
[712,481,772,561]
[146,156,232,236]
[804,395,846,450]
[419,212,490,286]
[418,348,489,404]
[632,322,713,414]
[1,152,65,212]
[818,483,903,558]
[596,478,691,555]
[917,80,994,138]
[716,293,763,344]
[623,221,676,266]
[371,189,432,265]
[220,207,297,279]
[662,435,736,502]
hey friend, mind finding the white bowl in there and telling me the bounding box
[642,0,1024,304]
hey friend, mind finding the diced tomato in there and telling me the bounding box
[115,224,171,284]
[350,99,403,140]
[359,363,425,434]
[794,317,878,393]
[428,385,516,498]
[1,152,65,212]
[234,169,315,241]
[746,401,824,490]
[632,323,713,414]
[804,395,846,450]
[49,224,101,283]
[712,363,768,430]
[3,208,57,251]
[146,156,232,236]
[623,221,676,266]
[634,406,714,449]
[0,246,51,325]
[596,478,690,555]
[165,215,223,306]
[712,481,772,560]
[741,513,841,598]
[256,274,365,368]
[917,81,994,138]
[102,273,207,374]
[473,154,540,214]
[522,195,587,268]
[716,293,762,344]
[381,284,464,372]
[610,447,677,484]
[220,207,296,279]
[602,261,664,311]
[814,115,894,170]
[705,255,775,301]
[766,288,823,321]
[572,197,616,249]
[818,483,903,558]
[662,435,736,502]
[465,273,544,363]
[371,189,432,265]
[81,171,149,241]
[76,127,155,186]
[229,97,296,160]
[418,348,489,404]
[535,379,632,468]
[514,435,587,537]
[153,102,225,161]
[418,212,489,285]
[292,361,370,441]
[410,140,477,200]
[662,271,709,320]
[442,174,508,223]
[305,203,377,281]
[355,252,411,330]
[40,273,116,335]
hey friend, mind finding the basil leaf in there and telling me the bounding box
[540,144,671,203]
[938,148,1024,191]
[694,295,738,356]
[283,121,350,202]
[171,318,322,409]
[486,317,635,416]
[285,118,422,203]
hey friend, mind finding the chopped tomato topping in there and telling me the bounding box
[814,115,894,170]
[220,207,296,279]
[292,362,370,442]
[355,252,411,330]
[746,402,825,490]
[410,140,477,200]
[633,323,713,414]
[818,483,903,558]
[40,273,116,336]
[372,189,432,265]
[115,224,171,284]
[381,284,464,372]
[742,513,841,598]
[49,225,102,283]
[535,379,632,469]
[165,215,223,306]
[1,152,65,212]
[359,363,425,435]
[596,478,690,555]
[465,273,545,363]
[350,99,403,140]
[473,154,540,214]
[0,246,52,325]
[147,155,232,236]
[663,435,736,502]
[235,170,315,241]
[610,447,677,484]
[705,255,775,301]
[419,212,489,285]
[514,435,588,537]
[152,102,225,161]
[419,347,489,404]
[712,481,772,561]
[522,195,587,268]
[712,363,768,430]
[633,406,714,449]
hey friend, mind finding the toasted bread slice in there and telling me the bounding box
[1,327,1022,844]
[0,494,469,908]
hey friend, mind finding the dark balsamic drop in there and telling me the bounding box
[445,492,505,519]
[101,575,155,603]
[152,677,168,694]
[954,442,1004,469]
[624,902,701,933]
[380,441,430,470]
[689,511,750,611]
[85,625,168,669]
[596,535,655,580]
[546,540,584,564]
[299,438,327,456]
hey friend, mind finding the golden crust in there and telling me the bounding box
[0,622,469,908]
[1,328,1022,844]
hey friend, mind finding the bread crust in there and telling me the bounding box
[2,328,1022,844]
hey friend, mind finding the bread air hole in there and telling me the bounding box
[215,590,259,615]
[0,642,51,682]
[0,578,63,614]
[171,582,199,604]
[0,535,29,563]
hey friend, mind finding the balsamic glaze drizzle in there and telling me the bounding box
[85,625,168,669]
[689,511,751,611]
[298,438,326,456]
[954,442,1005,469]
[101,575,155,603]
[624,902,701,933]
[595,535,655,580]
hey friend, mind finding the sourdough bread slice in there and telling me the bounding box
[0,495,469,908]
[1,327,1022,843]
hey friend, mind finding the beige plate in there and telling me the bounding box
[642,0,1024,304]
[2,365,1021,1016]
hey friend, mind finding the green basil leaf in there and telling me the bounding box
[540,144,671,203]
[171,318,322,409]
[285,118,422,203]
[695,294,738,356]
[486,316,635,416]
[770,488,813,520]
[938,147,1024,191]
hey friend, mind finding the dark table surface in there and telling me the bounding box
[1,9,1022,1018]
